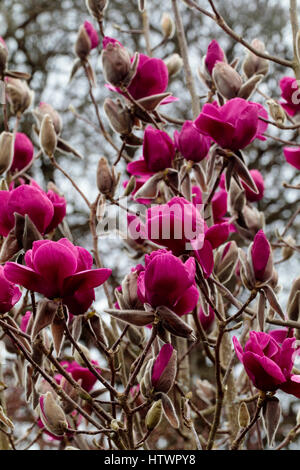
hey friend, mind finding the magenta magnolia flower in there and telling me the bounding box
[283,147,300,170]
[151,343,176,393]
[4,238,112,315]
[194,98,268,151]
[127,126,175,176]
[20,311,32,333]
[0,265,21,313]
[10,133,34,173]
[174,120,211,162]
[279,77,300,117]
[142,197,229,276]
[233,330,300,396]
[137,250,199,316]
[250,230,273,284]
[103,37,175,105]
[204,40,225,75]
[83,21,99,49]
[0,181,66,236]
[58,360,100,392]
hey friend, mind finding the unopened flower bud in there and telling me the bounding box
[281,235,295,261]
[138,0,146,12]
[74,343,91,366]
[0,132,14,175]
[145,400,163,431]
[121,271,140,308]
[86,0,108,21]
[96,156,117,196]
[287,277,300,322]
[39,114,57,157]
[249,229,273,286]
[101,40,132,86]
[34,102,63,135]
[228,179,246,214]
[103,98,133,135]
[266,99,286,126]
[164,53,183,78]
[243,39,269,79]
[238,402,250,428]
[161,13,175,39]
[212,62,242,99]
[151,344,177,394]
[6,78,34,115]
[39,392,68,437]
[75,25,92,60]
[31,299,58,341]
[214,241,239,284]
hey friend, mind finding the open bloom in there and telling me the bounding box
[4,238,112,315]
[142,197,229,276]
[279,77,300,117]
[103,36,176,106]
[0,265,21,313]
[127,125,175,176]
[58,360,100,393]
[0,181,66,236]
[233,329,300,396]
[174,120,211,162]
[10,133,34,173]
[137,250,199,316]
[283,147,300,170]
[194,98,268,151]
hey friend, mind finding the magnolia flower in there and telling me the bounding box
[174,120,211,163]
[250,230,273,285]
[279,77,300,117]
[151,344,177,394]
[233,329,300,396]
[204,40,225,76]
[0,181,66,236]
[10,133,34,173]
[136,250,199,316]
[0,265,21,313]
[58,360,100,392]
[192,186,228,225]
[127,125,175,176]
[194,98,268,151]
[141,197,229,276]
[283,147,300,170]
[103,36,176,107]
[4,238,112,315]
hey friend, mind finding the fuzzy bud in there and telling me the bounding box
[0,132,14,175]
[103,98,133,135]
[151,344,177,394]
[96,156,117,196]
[34,102,63,135]
[74,343,91,366]
[145,400,163,431]
[243,39,269,79]
[238,402,250,428]
[121,271,140,309]
[161,13,175,39]
[287,277,300,322]
[214,241,239,284]
[75,25,92,60]
[212,62,242,99]
[86,0,108,20]
[39,392,68,437]
[164,53,183,78]
[101,42,131,87]
[6,78,34,115]
[266,99,286,126]
[39,114,57,157]
[31,299,58,341]
[281,235,295,261]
